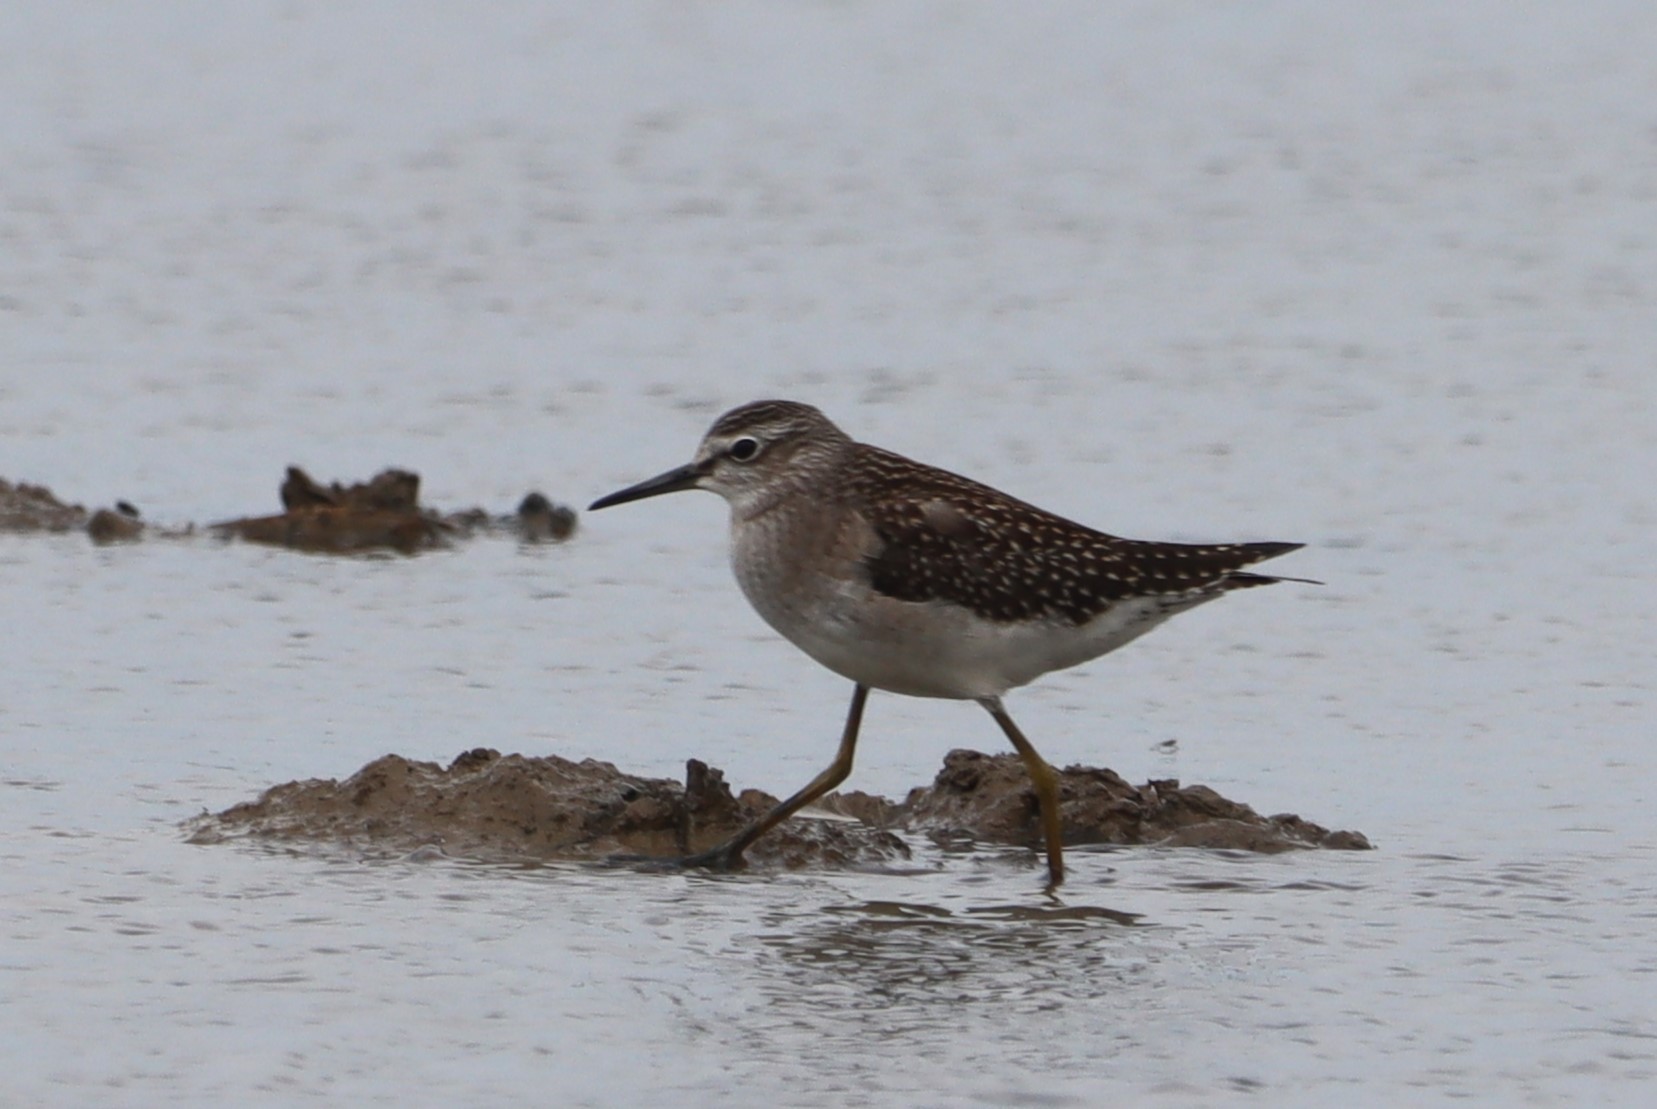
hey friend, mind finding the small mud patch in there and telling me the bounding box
[188,747,1369,872]
[212,467,576,554]
[2,470,574,552]
[0,478,89,532]
[907,749,1370,853]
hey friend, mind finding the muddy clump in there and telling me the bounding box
[187,748,910,869]
[905,749,1370,853]
[4,469,573,552]
[212,466,445,554]
[87,502,147,544]
[0,478,90,532]
[0,478,149,543]
[212,466,576,554]
[190,747,1368,872]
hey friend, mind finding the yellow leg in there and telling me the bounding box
[685,683,870,870]
[980,696,1065,889]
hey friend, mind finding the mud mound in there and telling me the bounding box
[87,503,147,543]
[907,749,1371,853]
[212,467,575,553]
[0,479,89,532]
[186,748,909,869]
[214,467,445,554]
[4,469,573,551]
[189,747,1368,871]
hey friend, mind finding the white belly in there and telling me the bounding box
[738,569,1194,700]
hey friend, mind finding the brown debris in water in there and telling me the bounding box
[2,478,177,543]
[211,466,577,554]
[213,467,448,554]
[3,469,574,552]
[186,748,910,869]
[905,749,1371,853]
[0,478,90,532]
[188,746,1369,871]
[87,502,147,544]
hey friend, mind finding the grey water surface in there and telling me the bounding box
[3,2,1655,1105]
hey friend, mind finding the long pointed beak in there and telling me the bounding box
[589,461,706,511]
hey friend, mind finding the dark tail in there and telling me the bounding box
[1223,542,1320,589]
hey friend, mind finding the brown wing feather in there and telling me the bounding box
[849,445,1301,625]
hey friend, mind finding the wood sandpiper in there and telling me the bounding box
[590,399,1305,887]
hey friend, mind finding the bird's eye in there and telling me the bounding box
[728,436,761,462]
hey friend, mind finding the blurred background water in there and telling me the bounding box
[3,2,1655,1104]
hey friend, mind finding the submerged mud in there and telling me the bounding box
[189,747,1369,871]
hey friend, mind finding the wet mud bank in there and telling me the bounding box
[0,478,97,533]
[188,747,1370,871]
[213,466,575,553]
[1,471,576,552]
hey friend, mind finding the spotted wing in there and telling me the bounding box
[850,446,1302,625]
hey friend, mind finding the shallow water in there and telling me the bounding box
[5,1,1657,1104]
